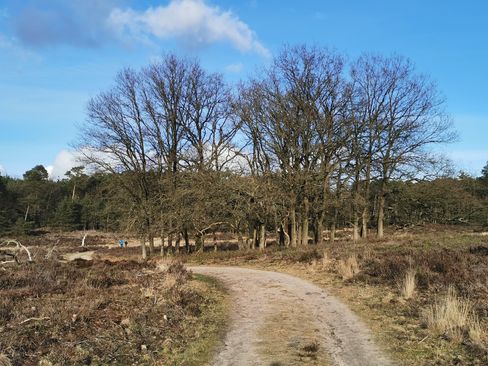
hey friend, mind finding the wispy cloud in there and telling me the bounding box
[225,62,244,73]
[108,0,270,57]
[0,33,41,63]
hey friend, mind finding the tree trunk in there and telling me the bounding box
[141,236,147,260]
[290,209,297,247]
[302,220,308,246]
[237,232,244,250]
[251,227,257,249]
[71,183,76,201]
[213,230,218,252]
[168,232,173,254]
[160,227,165,256]
[297,220,302,247]
[175,233,180,255]
[258,223,266,250]
[24,205,30,222]
[195,234,202,252]
[148,234,154,255]
[302,197,309,246]
[361,207,368,239]
[316,215,324,245]
[353,214,360,242]
[377,193,385,239]
[278,224,285,247]
[184,228,190,253]
[330,221,336,242]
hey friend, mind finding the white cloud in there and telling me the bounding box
[0,164,5,176]
[225,62,244,73]
[48,150,81,180]
[108,0,270,57]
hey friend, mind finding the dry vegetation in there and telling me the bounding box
[336,255,360,280]
[3,227,488,365]
[424,286,482,345]
[400,269,417,300]
[0,236,228,366]
[185,225,488,365]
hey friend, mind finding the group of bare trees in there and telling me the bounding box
[79,45,454,258]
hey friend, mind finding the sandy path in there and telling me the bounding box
[191,266,393,366]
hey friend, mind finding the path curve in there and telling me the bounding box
[191,266,393,366]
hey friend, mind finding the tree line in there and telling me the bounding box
[0,163,487,245]
[1,45,487,257]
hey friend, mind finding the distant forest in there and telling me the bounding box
[1,46,488,256]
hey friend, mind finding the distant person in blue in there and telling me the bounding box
[119,239,124,248]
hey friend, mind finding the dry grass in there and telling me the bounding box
[336,255,360,280]
[424,286,483,344]
[321,251,331,267]
[399,269,416,299]
[0,354,11,366]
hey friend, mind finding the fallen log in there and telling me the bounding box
[0,239,33,265]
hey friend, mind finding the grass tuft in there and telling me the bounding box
[337,255,360,280]
[400,269,416,299]
[0,354,11,366]
[424,286,483,344]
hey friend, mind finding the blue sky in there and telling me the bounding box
[0,0,487,178]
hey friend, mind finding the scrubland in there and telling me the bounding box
[0,236,228,366]
[2,226,488,365]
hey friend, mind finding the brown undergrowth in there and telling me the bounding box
[0,257,227,366]
[185,228,488,365]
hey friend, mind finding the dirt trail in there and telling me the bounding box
[191,266,393,366]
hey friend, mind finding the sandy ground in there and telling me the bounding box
[62,251,95,261]
[191,266,393,366]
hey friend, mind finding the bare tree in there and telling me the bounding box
[352,55,455,238]
[238,45,347,246]
[80,68,152,259]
